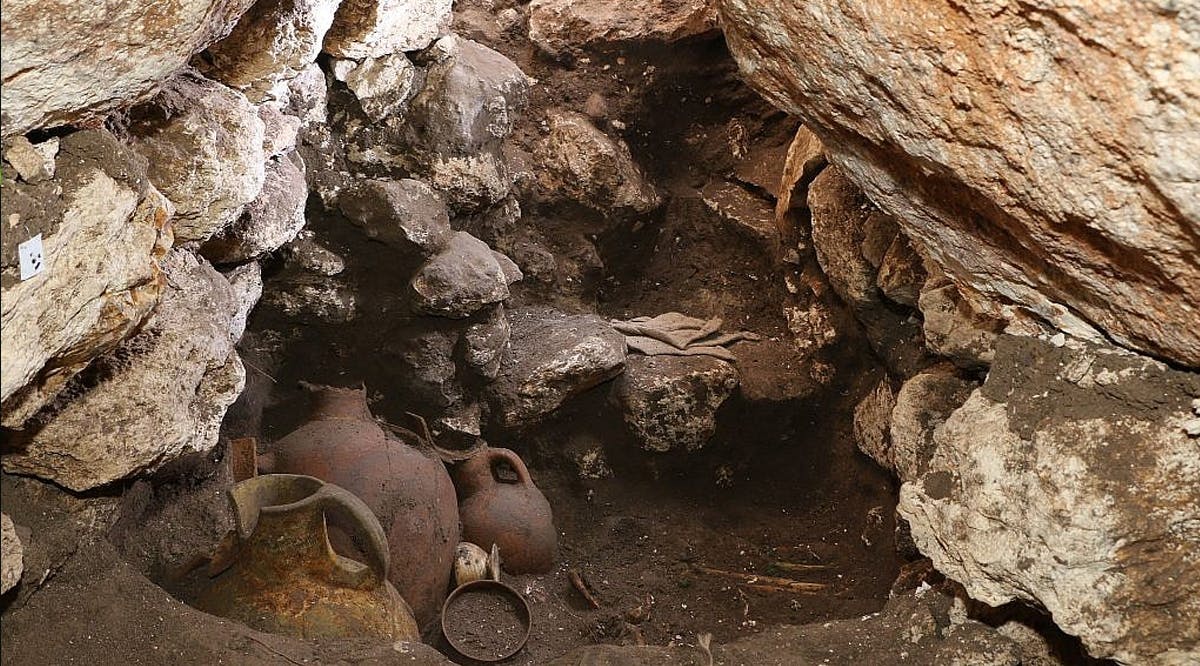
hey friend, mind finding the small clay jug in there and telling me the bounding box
[454,448,556,574]
[266,385,460,631]
[195,474,419,641]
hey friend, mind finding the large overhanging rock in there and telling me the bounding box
[0,0,254,137]
[1,130,173,427]
[127,73,266,243]
[2,251,260,491]
[720,0,1200,367]
[898,336,1200,664]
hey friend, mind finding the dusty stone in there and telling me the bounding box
[287,235,345,276]
[0,0,254,136]
[612,354,739,453]
[324,0,453,58]
[128,74,266,243]
[528,0,719,58]
[899,336,1200,664]
[876,234,926,308]
[265,276,357,323]
[701,179,778,247]
[386,325,463,410]
[721,0,1200,367]
[339,178,452,257]
[409,232,511,318]
[534,110,661,217]
[774,125,826,219]
[888,366,974,483]
[919,278,1003,369]
[258,104,302,158]
[853,378,896,472]
[807,166,884,308]
[3,250,257,491]
[463,305,511,379]
[1,130,172,427]
[1,514,23,594]
[3,137,57,182]
[401,37,529,210]
[202,151,307,263]
[334,54,416,121]
[491,309,626,427]
[200,0,340,102]
[285,62,329,125]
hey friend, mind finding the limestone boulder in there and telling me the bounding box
[612,355,739,453]
[852,377,895,472]
[339,178,452,257]
[534,110,661,218]
[409,232,512,318]
[202,151,308,264]
[888,366,974,483]
[285,63,330,126]
[918,276,1006,369]
[899,336,1200,663]
[1,514,23,594]
[529,0,719,58]
[324,0,452,59]
[2,250,259,491]
[258,104,302,158]
[128,74,266,243]
[200,0,341,102]
[1,130,173,427]
[463,305,511,379]
[720,0,1200,366]
[0,0,254,136]
[490,309,627,427]
[332,54,417,122]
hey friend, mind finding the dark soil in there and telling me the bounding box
[444,587,529,660]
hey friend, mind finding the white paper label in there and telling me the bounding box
[18,234,45,280]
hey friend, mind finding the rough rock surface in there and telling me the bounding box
[401,37,529,210]
[463,305,511,379]
[323,0,453,58]
[202,151,308,263]
[491,309,626,427]
[333,53,416,121]
[612,355,739,453]
[888,366,974,483]
[899,336,1200,664]
[720,0,1200,366]
[807,166,890,308]
[3,251,259,491]
[1,131,172,427]
[409,232,513,318]
[529,0,719,58]
[258,104,302,158]
[852,377,895,472]
[0,0,254,136]
[534,110,661,217]
[919,277,1004,369]
[1,513,22,594]
[200,0,340,101]
[339,178,451,257]
[128,74,266,243]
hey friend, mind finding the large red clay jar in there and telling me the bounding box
[268,385,459,631]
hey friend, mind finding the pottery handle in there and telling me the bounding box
[490,448,533,486]
[315,484,391,589]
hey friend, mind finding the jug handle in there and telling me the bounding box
[314,484,391,590]
[489,448,534,486]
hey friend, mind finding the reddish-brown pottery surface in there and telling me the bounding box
[454,448,557,574]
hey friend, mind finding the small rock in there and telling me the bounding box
[491,250,524,286]
[386,325,463,409]
[4,136,57,182]
[490,309,626,427]
[888,366,975,483]
[409,232,511,318]
[202,151,308,264]
[335,53,416,121]
[612,354,739,453]
[287,235,345,276]
[286,62,329,125]
[700,179,777,247]
[1,514,23,594]
[528,0,719,58]
[258,104,302,158]
[533,110,661,218]
[876,233,926,307]
[324,0,453,58]
[128,74,266,243]
[808,166,883,308]
[919,278,1003,368]
[265,276,357,323]
[853,378,896,471]
[201,0,341,102]
[463,305,511,379]
[339,178,452,257]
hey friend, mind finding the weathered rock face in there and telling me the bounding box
[339,178,452,257]
[533,110,662,218]
[490,309,627,427]
[3,251,259,491]
[721,0,1200,367]
[202,151,308,264]
[127,74,266,243]
[200,0,341,102]
[333,53,416,121]
[612,355,739,453]
[529,0,719,58]
[1,131,172,427]
[1,513,23,594]
[323,0,452,59]
[899,336,1200,664]
[0,0,254,136]
[409,231,513,318]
